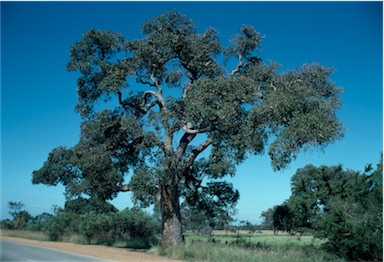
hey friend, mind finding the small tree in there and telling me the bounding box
[240,220,257,244]
[272,203,295,235]
[8,201,32,230]
[260,206,277,230]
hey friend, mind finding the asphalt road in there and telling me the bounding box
[0,239,111,262]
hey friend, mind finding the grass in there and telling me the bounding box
[159,241,344,262]
[0,229,153,249]
[154,230,344,262]
[2,229,344,261]
[185,230,324,248]
[0,230,50,241]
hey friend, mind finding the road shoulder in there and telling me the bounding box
[0,236,176,262]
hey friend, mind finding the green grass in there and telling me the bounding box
[154,230,344,262]
[185,230,324,247]
[159,242,344,262]
[2,229,344,262]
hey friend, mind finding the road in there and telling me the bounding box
[0,239,111,262]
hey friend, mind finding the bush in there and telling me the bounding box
[113,208,158,248]
[0,219,13,230]
[26,213,53,231]
[43,207,159,248]
[44,211,79,241]
[79,212,115,245]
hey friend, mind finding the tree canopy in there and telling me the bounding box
[32,10,343,247]
[280,157,383,260]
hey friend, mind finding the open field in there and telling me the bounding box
[187,230,325,247]
[160,230,344,262]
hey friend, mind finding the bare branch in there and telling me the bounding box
[136,72,157,88]
[182,124,211,134]
[182,124,200,134]
[150,71,162,92]
[175,132,197,162]
[231,54,243,76]
[143,90,159,99]
[116,183,130,192]
[117,90,147,114]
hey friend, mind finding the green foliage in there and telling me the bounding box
[183,180,239,230]
[272,204,295,234]
[42,205,159,248]
[26,212,53,231]
[33,10,344,246]
[78,212,115,244]
[158,234,343,262]
[260,206,276,230]
[32,110,147,200]
[8,201,25,218]
[64,198,118,214]
[113,208,159,248]
[5,201,33,230]
[44,211,80,241]
[284,156,383,261]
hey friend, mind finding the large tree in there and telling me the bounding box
[32,10,343,247]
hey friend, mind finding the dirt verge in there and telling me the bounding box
[0,236,178,262]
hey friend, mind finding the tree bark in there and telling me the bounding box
[160,176,183,248]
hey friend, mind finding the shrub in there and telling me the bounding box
[44,211,79,241]
[0,219,13,230]
[113,208,158,248]
[78,212,114,244]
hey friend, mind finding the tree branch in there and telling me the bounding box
[175,132,197,162]
[231,54,243,76]
[117,90,147,114]
[150,71,162,92]
[136,72,157,88]
[182,124,210,134]
[116,183,130,192]
[183,136,214,170]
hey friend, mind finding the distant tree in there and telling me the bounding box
[27,212,53,231]
[240,220,257,244]
[32,10,343,247]
[288,165,364,231]
[272,203,295,234]
[7,201,32,230]
[260,206,277,230]
[181,202,212,234]
[8,201,25,219]
[0,219,13,230]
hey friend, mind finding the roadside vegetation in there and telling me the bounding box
[155,230,343,262]
[1,156,382,261]
[1,199,160,249]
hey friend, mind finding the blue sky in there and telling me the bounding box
[1,2,382,224]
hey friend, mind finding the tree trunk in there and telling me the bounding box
[160,179,183,248]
